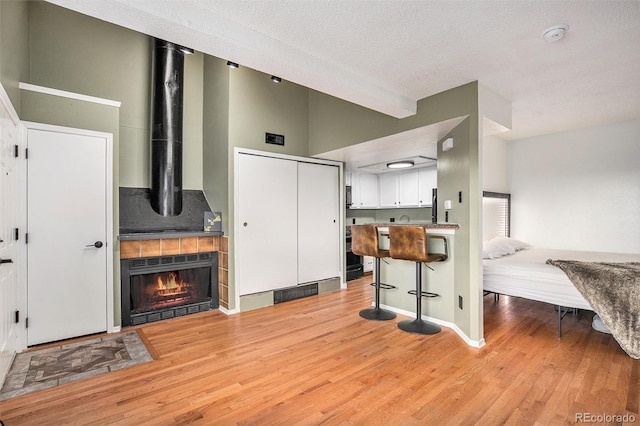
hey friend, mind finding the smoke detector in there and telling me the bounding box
[542,24,569,42]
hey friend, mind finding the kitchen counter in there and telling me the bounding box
[372,222,459,233]
[357,223,457,325]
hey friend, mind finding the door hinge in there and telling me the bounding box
[25,233,28,244]
[25,317,29,329]
[14,228,19,241]
[25,148,29,159]
[15,310,19,324]
[14,144,19,158]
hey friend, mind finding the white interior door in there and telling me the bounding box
[237,153,298,296]
[298,162,340,283]
[27,127,108,346]
[0,99,20,378]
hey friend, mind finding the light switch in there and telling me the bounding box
[444,200,452,210]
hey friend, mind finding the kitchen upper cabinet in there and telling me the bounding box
[379,170,420,208]
[348,167,437,210]
[350,172,378,208]
[378,173,397,208]
[418,167,437,207]
[398,170,420,207]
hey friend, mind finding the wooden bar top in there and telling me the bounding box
[369,222,460,230]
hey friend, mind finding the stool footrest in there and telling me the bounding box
[369,282,396,290]
[408,290,439,298]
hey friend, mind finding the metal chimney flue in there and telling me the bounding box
[150,38,192,217]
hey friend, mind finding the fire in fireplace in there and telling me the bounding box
[131,267,210,313]
[121,252,218,326]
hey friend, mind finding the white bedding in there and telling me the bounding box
[483,247,640,310]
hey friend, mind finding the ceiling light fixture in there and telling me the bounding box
[387,160,414,169]
[271,75,282,83]
[227,61,239,68]
[542,24,569,42]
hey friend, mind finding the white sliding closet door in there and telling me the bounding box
[297,162,340,284]
[237,154,298,295]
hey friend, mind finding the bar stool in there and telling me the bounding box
[388,225,448,335]
[351,225,397,321]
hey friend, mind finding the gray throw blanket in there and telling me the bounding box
[546,260,640,359]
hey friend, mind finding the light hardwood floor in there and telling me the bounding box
[1,276,638,425]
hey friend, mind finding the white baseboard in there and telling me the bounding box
[219,306,238,315]
[380,304,486,349]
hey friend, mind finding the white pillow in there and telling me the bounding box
[483,237,530,259]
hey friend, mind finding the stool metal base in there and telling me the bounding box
[398,319,441,335]
[359,307,396,321]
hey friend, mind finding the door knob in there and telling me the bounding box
[86,241,104,248]
[0,257,13,265]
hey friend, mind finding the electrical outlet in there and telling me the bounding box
[458,295,463,310]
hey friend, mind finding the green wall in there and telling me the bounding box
[203,55,230,235]
[27,1,203,190]
[0,0,30,110]
[229,66,310,157]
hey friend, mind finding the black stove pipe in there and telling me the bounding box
[150,39,192,217]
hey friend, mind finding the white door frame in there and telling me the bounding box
[21,121,115,348]
[0,83,22,382]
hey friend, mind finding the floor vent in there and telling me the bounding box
[130,300,212,326]
[274,283,318,304]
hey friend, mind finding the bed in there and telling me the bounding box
[484,243,639,331]
[484,246,639,311]
[481,193,640,354]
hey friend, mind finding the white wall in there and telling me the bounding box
[483,135,509,193]
[509,119,640,254]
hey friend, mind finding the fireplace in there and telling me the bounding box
[121,252,218,326]
[119,38,227,321]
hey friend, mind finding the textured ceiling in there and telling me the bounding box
[49,0,640,146]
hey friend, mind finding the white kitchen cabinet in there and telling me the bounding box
[398,170,420,207]
[378,173,397,208]
[362,255,374,273]
[418,167,437,207]
[350,172,378,208]
[379,170,420,208]
[298,162,340,284]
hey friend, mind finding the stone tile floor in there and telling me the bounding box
[0,331,152,400]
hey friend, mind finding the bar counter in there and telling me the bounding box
[360,222,459,326]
